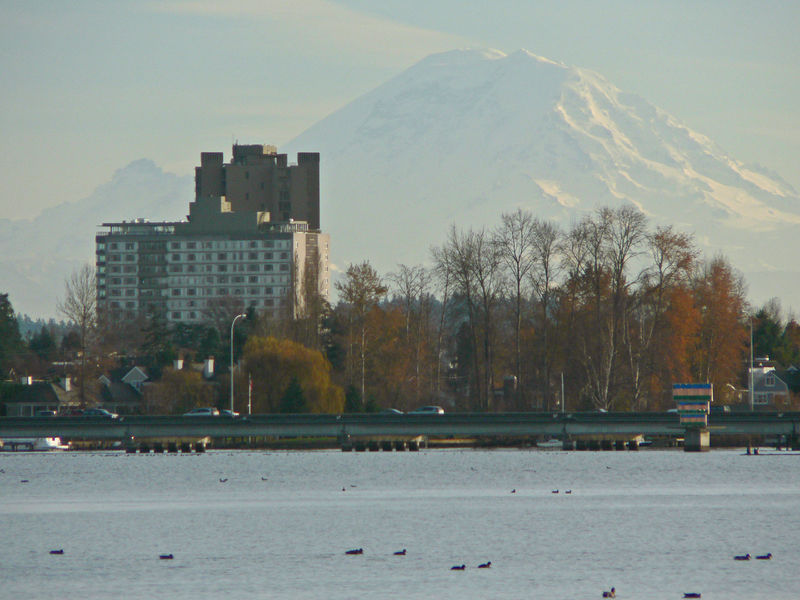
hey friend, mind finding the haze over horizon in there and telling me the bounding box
[2,1,798,220]
[1,1,798,317]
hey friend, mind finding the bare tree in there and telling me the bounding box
[495,209,535,406]
[335,261,388,400]
[57,264,97,404]
[389,264,433,405]
[529,218,563,410]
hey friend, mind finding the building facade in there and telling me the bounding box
[195,144,320,229]
[96,195,329,325]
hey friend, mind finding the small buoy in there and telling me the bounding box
[159,554,174,560]
[511,489,516,494]
[450,564,466,570]
[734,553,751,561]
[342,487,346,491]
[394,549,407,555]
[345,548,363,555]
[684,593,702,599]
[261,477,268,481]
[49,549,64,555]
[477,561,491,568]
[756,553,772,560]
[602,587,616,598]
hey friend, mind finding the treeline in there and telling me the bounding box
[3,206,800,414]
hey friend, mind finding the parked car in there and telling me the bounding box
[380,408,404,415]
[82,408,119,419]
[220,409,240,417]
[60,408,84,416]
[183,407,220,417]
[36,410,57,417]
[408,405,445,414]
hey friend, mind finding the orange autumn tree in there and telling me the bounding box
[690,256,749,391]
[243,336,344,413]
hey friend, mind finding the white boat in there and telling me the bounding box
[0,437,70,451]
[536,438,563,449]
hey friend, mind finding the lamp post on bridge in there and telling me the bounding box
[230,313,247,413]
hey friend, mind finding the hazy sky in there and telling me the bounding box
[2,0,798,220]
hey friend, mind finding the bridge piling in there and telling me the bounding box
[684,428,710,452]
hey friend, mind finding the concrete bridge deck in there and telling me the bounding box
[1,411,799,441]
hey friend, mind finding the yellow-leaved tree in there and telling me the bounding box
[243,336,344,413]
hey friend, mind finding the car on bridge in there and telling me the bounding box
[183,407,220,417]
[82,408,119,419]
[408,405,445,415]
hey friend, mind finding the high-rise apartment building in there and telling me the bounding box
[195,144,320,229]
[96,146,328,326]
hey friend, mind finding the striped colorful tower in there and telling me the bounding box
[672,383,712,427]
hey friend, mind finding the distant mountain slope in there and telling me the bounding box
[285,48,800,305]
[0,160,192,317]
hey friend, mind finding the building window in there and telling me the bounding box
[218,276,228,283]
[171,242,180,249]
[126,243,135,250]
[280,252,288,260]
[187,289,196,296]
[125,289,135,297]
[265,241,274,249]
[264,264,273,272]
[279,264,289,271]
[765,374,775,387]
[125,254,135,262]
[232,276,244,283]
[172,312,181,319]
[249,241,257,249]
[110,243,118,250]
[249,276,258,283]
[125,301,135,308]
[172,289,182,296]
[218,253,227,260]
[247,264,259,272]
[187,265,196,273]
[124,265,136,273]
[187,242,196,249]
[218,265,227,272]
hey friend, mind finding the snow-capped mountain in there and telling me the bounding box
[285,48,800,305]
[0,160,192,317]
[5,48,799,317]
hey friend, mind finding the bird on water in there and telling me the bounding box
[734,553,751,561]
[451,564,466,570]
[477,561,491,569]
[345,548,363,555]
[394,549,407,555]
[756,553,772,560]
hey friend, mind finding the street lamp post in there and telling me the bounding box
[230,313,247,413]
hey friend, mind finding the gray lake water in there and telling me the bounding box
[1,448,798,599]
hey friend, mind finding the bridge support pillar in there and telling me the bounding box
[684,428,710,452]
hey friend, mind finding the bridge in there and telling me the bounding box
[2,412,799,451]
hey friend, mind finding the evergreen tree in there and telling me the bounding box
[0,293,25,375]
[344,384,362,413]
[279,377,307,413]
